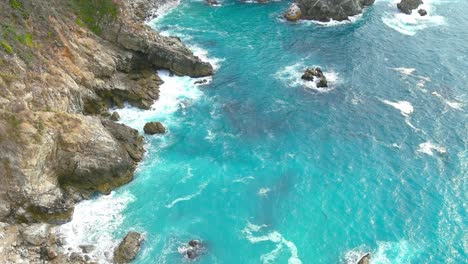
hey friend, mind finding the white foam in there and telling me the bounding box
[392,67,416,76]
[344,240,420,264]
[115,70,205,130]
[417,141,447,156]
[233,176,255,184]
[58,191,135,263]
[382,100,414,116]
[165,182,208,208]
[189,44,224,71]
[242,222,302,264]
[275,62,339,93]
[431,91,464,110]
[146,0,181,23]
[257,187,271,196]
[303,14,363,27]
[381,0,446,36]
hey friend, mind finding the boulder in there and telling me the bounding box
[143,122,166,135]
[287,0,375,22]
[418,9,427,16]
[358,253,371,264]
[110,112,120,122]
[284,3,302,22]
[114,231,143,264]
[181,239,205,260]
[317,77,328,88]
[397,0,423,14]
[79,245,95,254]
[21,224,50,246]
[301,67,324,81]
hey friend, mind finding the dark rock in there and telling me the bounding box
[114,231,143,264]
[79,245,96,254]
[397,0,423,14]
[358,253,371,264]
[194,79,208,85]
[143,122,166,135]
[284,3,302,22]
[110,112,120,122]
[287,0,375,22]
[188,239,202,248]
[301,67,324,81]
[69,252,85,262]
[317,77,328,88]
[418,8,427,16]
[206,0,219,6]
[187,249,198,259]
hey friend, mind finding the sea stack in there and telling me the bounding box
[284,0,375,22]
[397,0,424,14]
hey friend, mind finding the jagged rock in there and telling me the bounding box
[284,3,302,22]
[180,239,205,260]
[79,245,95,254]
[286,0,375,22]
[206,0,219,6]
[194,79,208,85]
[397,0,423,14]
[301,67,324,81]
[21,224,50,246]
[110,112,121,122]
[144,122,166,135]
[418,9,427,16]
[114,231,143,264]
[358,253,371,264]
[317,77,328,88]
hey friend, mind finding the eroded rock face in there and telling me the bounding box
[114,231,143,264]
[285,0,375,22]
[397,0,423,14]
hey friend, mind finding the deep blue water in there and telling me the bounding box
[62,0,467,263]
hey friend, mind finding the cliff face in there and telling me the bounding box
[0,0,212,224]
[285,0,375,22]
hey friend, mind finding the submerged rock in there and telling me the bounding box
[180,239,205,260]
[358,253,371,264]
[418,8,427,16]
[144,122,166,135]
[114,231,143,264]
[285,0,375,22]
[284,3,302,22]
[397,0,423,14]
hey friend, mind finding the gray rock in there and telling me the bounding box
[21,224,50,246]
[287,0,375,22]
[114,231,143,264]
[418,8,427,16]
[397,0,423,14]
[358,253,371,264]
[110,112,121,122]
[79,245,96,254]
[143,122,166,135]
[284,3,302,22]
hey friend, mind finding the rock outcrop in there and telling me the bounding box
[285,0,375,22]
[114,231,143,264]
[418,9,427,16]
[144,121,166,135]
[397,0,423,15]
[302,67,328,88]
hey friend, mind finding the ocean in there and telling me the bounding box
[59,0,467,263]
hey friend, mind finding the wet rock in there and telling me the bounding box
[206,0,219,6]
[418,8,427,16]
[317,77,328,88]
[358,253,371,264]
[286,0,375,22]
[21,224,50,246]
[110,112,120,122]
[284,3,302,22]
[180,239,205,260]
[144,121,166,135]
[79,245,96,254]
[301,67,324,81]
[397,0,423,14]
[194,79,208,85]
[114,231,143,264]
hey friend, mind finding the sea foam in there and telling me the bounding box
[381,0,446,36]
[242,222,302,264]
[382,100,414,116]
[275,62,339,93]
[344,240,421,264]
[417,141,447,156]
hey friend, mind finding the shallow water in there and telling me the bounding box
[61,0,467,263]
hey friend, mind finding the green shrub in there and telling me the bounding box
[1,41,14,54]
[16,34,35,47]
[9,0,23,10]
[71,0,118,35]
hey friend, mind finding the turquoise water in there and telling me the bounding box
[63,0,467,263]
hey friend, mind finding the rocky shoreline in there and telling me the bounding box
[0,0,210,262]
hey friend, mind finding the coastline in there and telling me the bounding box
[0,0,210,262]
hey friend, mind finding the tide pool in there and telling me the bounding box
[60,0,467,263]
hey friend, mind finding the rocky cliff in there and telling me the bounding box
[0,0,212,225]
[285,0,375,22]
